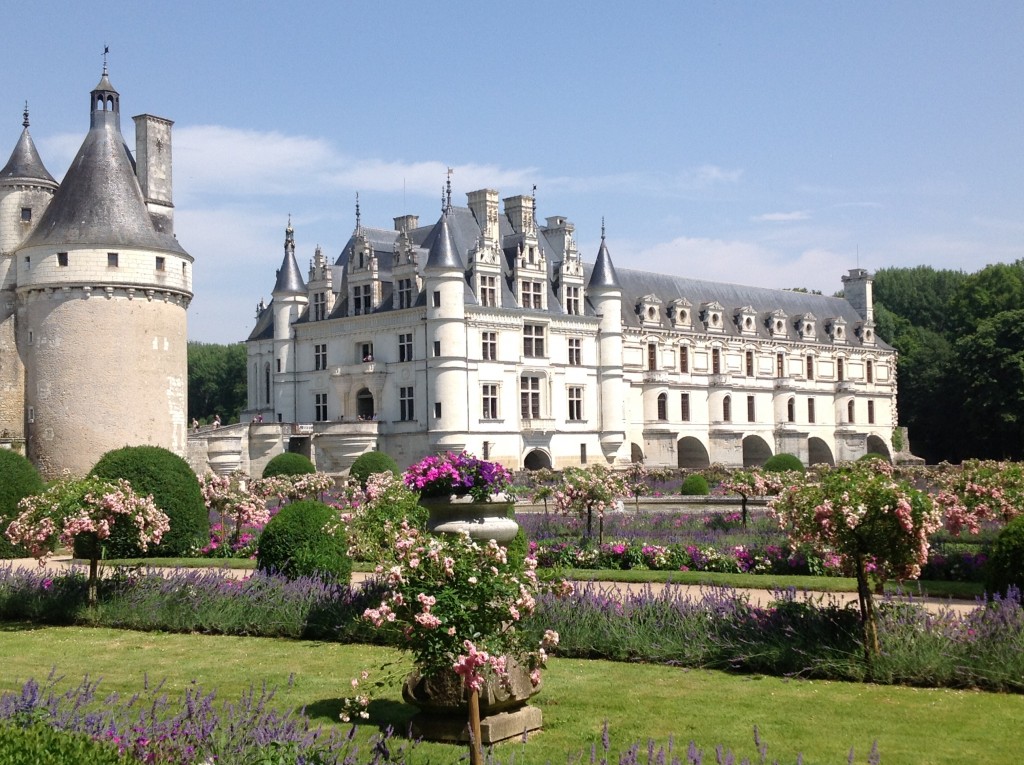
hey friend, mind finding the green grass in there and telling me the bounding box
[0,624,1017,764]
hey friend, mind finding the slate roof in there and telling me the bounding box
[20,71,187,255]
[0,116,57,187]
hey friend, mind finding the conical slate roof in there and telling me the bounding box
[587,230,620,290]
[20,71,186,255]
[273,221,306,295]
[0,113,57,187]
[424,209,463,270]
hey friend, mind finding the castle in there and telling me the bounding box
[238,183,897,475]
[0,65,192,478]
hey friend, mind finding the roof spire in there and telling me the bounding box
[355,192,362,233]
[445,167,453,213]
[22,102,29,129]
[601,216,606,240]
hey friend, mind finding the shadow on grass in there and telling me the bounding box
[304,697,415,729]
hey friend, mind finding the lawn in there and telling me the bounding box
[0,624,1018,764]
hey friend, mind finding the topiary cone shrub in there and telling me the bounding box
[75,445,207,558]
[763,453,805,473]
[986,515,1024,596]
[256,499,351,582]
[0,449,44,558]
[680,473,709,496]
[262,452,316,478]
[348,451,399,488]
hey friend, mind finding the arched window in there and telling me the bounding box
[787,397,795,423]
[723,395,731,423]
[847,400,855,423]
[657,392,668,421]
[264,363,271,406]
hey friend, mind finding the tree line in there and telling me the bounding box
[873,260,1024,463]
[187,342,247,425]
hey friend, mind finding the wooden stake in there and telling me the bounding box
[469,687,483,765]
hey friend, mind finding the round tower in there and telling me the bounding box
[15,65,193,478]
[423,198,469,453]
[270,217,307,421]
[0,105,58,445]
[588,222,626,463]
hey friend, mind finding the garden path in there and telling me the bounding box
[6,557,978,616]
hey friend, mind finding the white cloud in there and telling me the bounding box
[751,210,811,222]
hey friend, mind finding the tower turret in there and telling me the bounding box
[15,62,193,477]
[587,221,626,462]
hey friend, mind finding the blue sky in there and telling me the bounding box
[3,2,1023,343]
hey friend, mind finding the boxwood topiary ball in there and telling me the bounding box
[262,452,316,478]
[256,499,351,583]
[0,449,44,558]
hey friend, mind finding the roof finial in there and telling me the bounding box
[22,101,29,129]
[601,216,606,240]
[355,192,362,233]
[532,183,537,201]
[445,167,454,213]
[102,44,109,76]
[286,213,293,233]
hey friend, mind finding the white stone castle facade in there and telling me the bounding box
[0,66,192,478]
[241,185,896,475]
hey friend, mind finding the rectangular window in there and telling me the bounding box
[479,275,497,307]
[314,343,327,371]
[353,285,372,315]
[276,358,282,373]
[837,357,845,382]
[712,349,721,375]
[520,280,543,309]
[679,346,689,373]
[313,291,326,320]
[868,400,875,424]
[806,355,814,380]
[397,278,414,309]
[681,393,690,421]
[482,384,499,420]
[432,291,441,308]
[745,351,754,377]
[433,340,441,357]
[523,324,545,358]
[155,256,166,271]
[400,386,415,421]
[434,402,442,418]
[565,285,582,315]
[808,398,816,423]
[57,252,68,267]
[776,353,785,378]
[867,360,874,383]
[481,331,497,361]
[747,395,755,422]
[399,333,413,362]
[314,393,328,422]
[24,256,29,269]
[568,337,582,366]
[568,386,584,421]
[521,375,541,419]
[107,252,119,267]
[360,342,374,362]
[580,443,587,464]
[20,207,31,222]
[648,343,658,371]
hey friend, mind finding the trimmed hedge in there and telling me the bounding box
[262,452,316,478]
[0,450,44,558]
[986,515,1024,596]
[348,451,399,487]
[763,453,805,473]
[82,446,207,558]
[680,474,710,496]
[256,500,351,582]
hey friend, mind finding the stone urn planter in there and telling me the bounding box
[419,495,519,544]
[402,659,542,744]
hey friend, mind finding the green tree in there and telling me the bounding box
[948,260,1024,335]
[188,342,247,424]
[952,309,1024,460]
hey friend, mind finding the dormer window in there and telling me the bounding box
[766,309,788,338]
[701,301,725,331]
[735,306,757,336]
[796,313,817,340]
[670,298,691,328]
[856,321,877,345]
[637,294,663,327]
[827,317,847,343]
